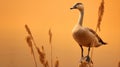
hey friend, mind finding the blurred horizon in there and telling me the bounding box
[0,0,120,67]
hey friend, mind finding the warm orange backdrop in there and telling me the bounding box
[0,0,120,67]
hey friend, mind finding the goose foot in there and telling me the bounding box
[85,55,93,64]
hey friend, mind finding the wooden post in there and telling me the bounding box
[79,57,93,67]
[79,62,93,67]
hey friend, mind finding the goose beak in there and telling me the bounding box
[70,7,74,10]
[70,7,75,10]
[70,6,76,10]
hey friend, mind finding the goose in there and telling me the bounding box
[70,3,107,62]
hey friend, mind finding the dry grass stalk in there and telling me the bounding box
[96,0,104,32]
[26,36,33,54]
[45,61,49,67]
[48,28,53,67]
[26,36,38,67]
[25,25,59,67]
[25,24,47,67]
[55,58,59,67]
[25,24,33,39]
[36,47,45,63]
[49,28,52,44]
[25,25,38,67]
[118,61,120,67]
[36,45,50,67]
[25,24,38,48]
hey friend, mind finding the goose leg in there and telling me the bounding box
[85,46,90,62]
[86,46,93,63]
[80,45,84,57]
[88,46,90,56]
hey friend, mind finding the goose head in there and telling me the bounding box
[70,3,84,11]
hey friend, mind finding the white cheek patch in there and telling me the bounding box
[78,5,83,9]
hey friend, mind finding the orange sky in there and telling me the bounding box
[0,0,120,67]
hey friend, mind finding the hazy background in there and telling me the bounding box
[0,0,120,67]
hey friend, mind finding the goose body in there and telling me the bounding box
[72,24,104,47]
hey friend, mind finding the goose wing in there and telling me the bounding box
[87,28,107,44]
